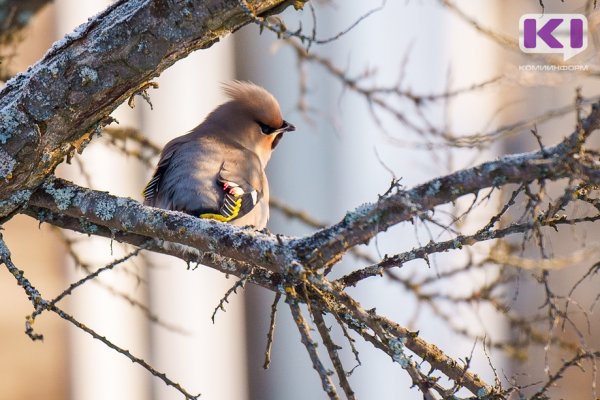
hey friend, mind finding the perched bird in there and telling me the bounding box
[143,81,295,229]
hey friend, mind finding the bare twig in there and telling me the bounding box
[212,269,252,322]
[313,310,356,399]
[0,234,200,399]
[263,292,281,369]
[288,298,340,399]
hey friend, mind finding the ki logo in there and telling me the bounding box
[519,14,588,61]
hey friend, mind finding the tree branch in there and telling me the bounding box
[26,176,290,269]
[22,204,281,290]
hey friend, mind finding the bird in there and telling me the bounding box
[142,81,295,230]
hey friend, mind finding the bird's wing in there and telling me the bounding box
[198,161,263,223]
[142,139,183,204]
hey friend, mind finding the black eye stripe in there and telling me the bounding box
[257,121,276,135]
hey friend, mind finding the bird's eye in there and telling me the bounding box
[257,121,276,135]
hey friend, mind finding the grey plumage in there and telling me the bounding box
[143,81,295,229]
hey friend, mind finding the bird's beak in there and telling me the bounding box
[271,120,295,150]
[279,120,296,133]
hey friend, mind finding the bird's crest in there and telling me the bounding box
[222,80,271,101]
[221,80,279,111]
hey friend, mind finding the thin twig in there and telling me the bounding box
[288,298,340,399]
[0,235,200,399]
[212,269,252,323]
[313,309,356,400]
[263,291,282,369]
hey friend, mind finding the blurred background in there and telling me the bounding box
[2,0,600,399]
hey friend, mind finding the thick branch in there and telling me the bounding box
[23,204,282,291]
[25,179,287,273]
[0,0,298,217]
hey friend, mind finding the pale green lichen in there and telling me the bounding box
[354,203,373,216]
[0,148,16,180]
[284,261,304,275]
[94,198,116,221]
[343,202,373,225]
[115,197,129,207]
[47,63,60,78]
[426,180,442,196]
[389,337,410,368]
[210,253,237,272]
[42,180,76,210]
[70,192,87,211]
[477,387,489,398]
[0,190,32,212]
[482,162,500,173]
[79,66,98,85]
[207,241,217,252]
[120,219,134,231]
[0,108,27,144]
[79,219,98,235]
[342,313,368,331]
[182,8,192,19]
[492,175,507,186]
[450,186,462,196]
